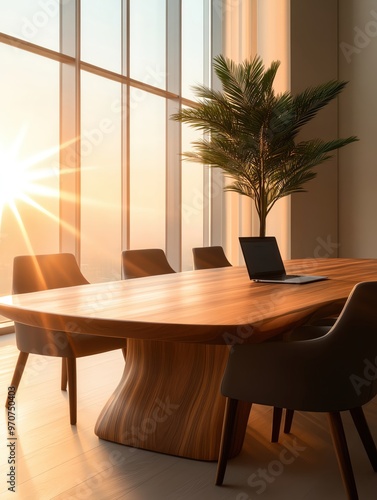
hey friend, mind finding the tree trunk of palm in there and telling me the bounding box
[258,196,267,237]
[259,217,266,237]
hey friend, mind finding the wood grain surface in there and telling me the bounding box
[0,258,375,344]
[1,258,376,460]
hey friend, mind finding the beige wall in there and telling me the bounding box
[257,0,291,258]
[290,0,340,258]
[290,0,377,259]
[338,0,377,257]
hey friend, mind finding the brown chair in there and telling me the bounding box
[121,248,175,279]
[192,246,231,270]
[6,253,126,425]
[216,281,377,499]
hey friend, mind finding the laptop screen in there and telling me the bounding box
[239,237,286,278]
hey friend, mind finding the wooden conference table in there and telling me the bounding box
[0,258,376,461]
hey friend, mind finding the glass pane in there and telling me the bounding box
[130,90,166,249]
[80,71,122,282]
[0,0,59,52]
[182,0,205,99]
[130,0,166,90]
[81,0,122,73]
[181,123,204,270]
[0,44,59,299]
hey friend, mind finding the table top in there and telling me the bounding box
[0,258,376,344]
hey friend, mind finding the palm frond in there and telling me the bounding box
[291,80,348,133]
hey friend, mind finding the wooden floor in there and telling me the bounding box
[1,333,376,500]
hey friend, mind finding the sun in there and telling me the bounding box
[0,129,62,225]
[0,146,30,207]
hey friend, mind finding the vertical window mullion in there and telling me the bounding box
[209,0,225,247]
[59,0,81,258]
[166,0,181,270]
[121,0,130,252]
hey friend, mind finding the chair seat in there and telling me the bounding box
[221,339,373,412]
[15,323,125,358]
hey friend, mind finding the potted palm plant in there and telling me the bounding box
[172,55,358,236]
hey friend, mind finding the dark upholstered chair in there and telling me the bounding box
[121,248,175,279]
[216,281,377,499]
[192,246,231,270]
[6,253,126,425]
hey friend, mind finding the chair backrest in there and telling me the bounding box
[12,253,90,355]
[303,281,377,408]
[192,246,231,270]
[329,280,377,353]
[13,253,89,294]
[121,249,175,279]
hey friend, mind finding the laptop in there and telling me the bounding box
[239,236,328,284]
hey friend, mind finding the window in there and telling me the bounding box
[81,0,122,73]
[0,0,60,52]
[80,71,122,282]
[0,43,59,298]
[129,91,166,250]
[0,0,223,306]
[130,0,166,88]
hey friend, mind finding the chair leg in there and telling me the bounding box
[61,358,68,391]
[271,407,283,442]
[216,398,239,486]
[284,409,295,434]
[327,412,359,500]
[350,407,377,472]
[66,358,77,425]
[5,352,29,407]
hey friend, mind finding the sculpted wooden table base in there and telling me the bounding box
[95,339,250,461]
